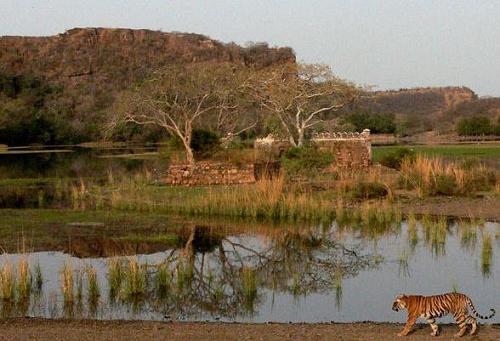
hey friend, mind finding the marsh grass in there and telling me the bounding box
[122,258,147,299]
[63,172,335,222]
[481,232,493,277]
[0,262,16,301]
[175,260,193,293]
[87,266,100,307]
[241,267,257,310]
[108,258,124,300]
[400,154,496,197]
[75,269,83,303]
[34,263,43,293]
[155,262,171,298]
[16,257,31,301]
[60,262,74,303]
[333,269,343,310]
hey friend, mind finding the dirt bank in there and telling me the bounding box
[398,196,500,222]
[0,319,498,341]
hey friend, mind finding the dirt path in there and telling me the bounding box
[0,319,498,341]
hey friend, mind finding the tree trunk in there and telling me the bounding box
[297,126,305,147]
[184,145,195,168]
[179,135,195,168]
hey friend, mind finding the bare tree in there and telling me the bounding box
[250,63,359,146]
[112,62,252,167]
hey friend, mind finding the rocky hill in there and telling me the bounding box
[0,27,295,85]
[344,86,500,134]
[0,28,295,144]
[0,28,498,144]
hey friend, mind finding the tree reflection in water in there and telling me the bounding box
[0,218,496,321]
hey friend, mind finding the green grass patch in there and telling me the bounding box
[373,144,500,162]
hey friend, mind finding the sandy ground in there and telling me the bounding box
[0,319,498,341]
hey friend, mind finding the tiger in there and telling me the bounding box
[392,292,495,337]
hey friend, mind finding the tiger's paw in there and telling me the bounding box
[397,332,407,337]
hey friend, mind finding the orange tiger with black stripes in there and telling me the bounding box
[392,292,495,337]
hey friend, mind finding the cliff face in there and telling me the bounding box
[0,28,295,144]
[0,27,295,86]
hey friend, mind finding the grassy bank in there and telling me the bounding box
[373,144,500,163]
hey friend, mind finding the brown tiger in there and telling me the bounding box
[392,292,495,337]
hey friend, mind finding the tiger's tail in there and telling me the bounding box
[466,297,496,319]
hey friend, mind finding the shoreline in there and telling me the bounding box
[0,319,498,340]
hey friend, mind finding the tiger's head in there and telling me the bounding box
[392,294,408,312]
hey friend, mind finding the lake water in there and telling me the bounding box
[0,145,498,323]
[0,220,498,323]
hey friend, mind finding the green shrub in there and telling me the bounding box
[457,116,493,136]
[379,147,415,169]
[281,145,333,176]
[434,175,457,196]
[344,111,396,134]
[190,129,220,157]
[349,182,388,199]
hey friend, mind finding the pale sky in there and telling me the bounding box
[1,0,500,96]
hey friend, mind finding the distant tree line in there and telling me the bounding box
[343,111,396,134]
[456,116,500,136]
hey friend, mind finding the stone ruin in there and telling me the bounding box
[163,130,371,186]
[254,129,372,169]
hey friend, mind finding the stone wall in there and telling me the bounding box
[164,162,255,186]
[254,129,372,169]
[316,139,371,169]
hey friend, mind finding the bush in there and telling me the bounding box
[349,182,388,199]
[281,145,334,176]
[190,129,220,157]
[434,175,456,196]
[344,111,396,134]
[456,116,493,136]
[379,147,415,169]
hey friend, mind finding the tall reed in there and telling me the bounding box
[34,263,43,293]
[0,262,16,301]
[108,258,124,299]
[87,266,100,305]
[155,262,171,298]
[122,258,147,298]
[400,154,496,196]
[60,262,74,303]
[481,232,493,277]
[16,257,32,301]
[241,267,257,310]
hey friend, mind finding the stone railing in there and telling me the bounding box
[312,129,371,141]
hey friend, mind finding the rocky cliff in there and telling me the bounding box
[0,28,295,144]
[0,27,295,86]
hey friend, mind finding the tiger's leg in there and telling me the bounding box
[398,314,417,336]
[467,315,477,335]
[453,310,468,337]
[426,318,439,336]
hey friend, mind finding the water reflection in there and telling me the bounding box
[0,219,498,323]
